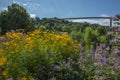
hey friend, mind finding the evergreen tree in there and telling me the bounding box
[0,3,33,34]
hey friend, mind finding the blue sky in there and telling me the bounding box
[0,0,120,25]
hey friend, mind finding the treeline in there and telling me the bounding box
[35,18,109,44]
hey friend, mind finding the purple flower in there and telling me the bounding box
[110,39,118,45]
[7,78,13,80]
[118,28,120,31]
[101,44,106,49]
[51,76,56,80]
[114,47,120,54]
[100,58,107,66]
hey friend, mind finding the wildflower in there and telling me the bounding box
[0,49,3,56]
[29,76,33,80]
[6,32,12,38]
[7,78,13,80]
[2,70,8,76]
[3,42,9,46]
[75,44,81,47]
[111,71,115,75]
[21,76,27,80]
[114,47,120,54]
[0,36,4,39]
[0,57,7,66]
[0,61,4,66]
[100,58,107,66]
[10,51,15,54]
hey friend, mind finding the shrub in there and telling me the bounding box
[0,30,81,79]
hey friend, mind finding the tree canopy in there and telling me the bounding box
[0,3,33,34]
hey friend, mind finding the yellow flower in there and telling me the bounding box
[2,42,9,46]
[2,70,8,76]
[21,76,27,80]
[10,51,15,54]
[0,36,4,39]
[6,32,12,38]
[0,62,4,66]
[29,76,33,80]
[0,49,3,56]
[75,44,81,47]
[0,57,7,66]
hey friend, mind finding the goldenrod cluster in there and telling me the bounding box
[0,30,80,79]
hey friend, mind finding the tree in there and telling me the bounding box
[113,14,120,27]
[35,17,41,23]
[0,3,33,34]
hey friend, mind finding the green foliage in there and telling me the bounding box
[83,27,100,43]
[70,31,81,41]
[0,3,34,34]
[99,35,107,43]
[83,27,108,50]
[84,27,93,43]
[38,18,108,43]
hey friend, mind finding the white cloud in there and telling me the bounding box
[70,14,111,26]
[23,3,27,6]
[71,19,110,26]
[100,14,110,17]
[30,14,36,18]
[21,1,41,11]
[11,0,41,12]
[12,0,20,4]
[0,7,7,11]
[12,0,16,3]
[28,3,40,9]
[99,14,111,26]
[2,7,7,10]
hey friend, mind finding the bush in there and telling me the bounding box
[0,3,33,35]
[0,30,81,80]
